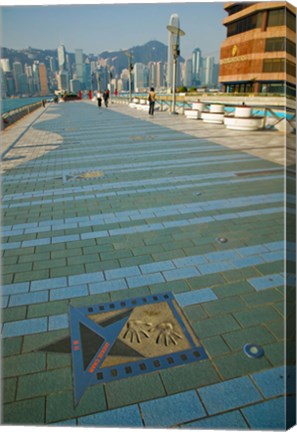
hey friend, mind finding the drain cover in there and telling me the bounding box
[217,237,228,243]
[69,292,207,404]
[243,343,264,359]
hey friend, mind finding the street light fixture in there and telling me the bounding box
[166,24,185,115]
[125,51,133,102]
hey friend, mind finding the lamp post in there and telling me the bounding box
[125,51,133,102]
[166,24,185,115]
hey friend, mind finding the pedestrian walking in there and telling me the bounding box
[97,91,102,108]
[103,90,109,107]
[148,87,156,116]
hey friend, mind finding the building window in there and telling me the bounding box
[227,12,262,37]
[267,8,296,31]
[227,3,255,16]
[263,59,296,77]
[263,59,285,73]
[286,9,296,32]
[267,8,285,27]
[265,38,296,56]
[286,61,296,77]
[265,37,285,52]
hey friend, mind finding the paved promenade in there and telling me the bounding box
[1,100,295,428]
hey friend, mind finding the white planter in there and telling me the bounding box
[192,102,205,111]
[224,116,263,131]
[201,112,224,124]
[235,107,252,118]
[185,109,200,119]
[210,104,224,113]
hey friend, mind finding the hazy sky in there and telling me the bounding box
[1,1,228,60]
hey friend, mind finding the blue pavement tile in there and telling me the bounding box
[205,250,240,262]
[242,397,287,430]
[251,366,293,398]
[2,241,21,250]
[187,216,214,225]
[49,313,69,331]
[127,272,165,288]
[140,260,175,274]
[163,267,200,282]
[30,277,68,292]
[22,238,51,248]
[140,390,206,428]
[198,261,234,275]
[3,317,48,338]
[175,288,218,307]
[198,376,262,415]
[9,290,48,307]
[233,255,265,269]
[52,234,80,244]
[264,241,284,251]
[213,213,238,221]
[68,272,104,286]
[105,266,141,280]
[247,274,284,291]
[24,226,53,235]
[81,230,108,240]
[236,244,269,256]
[89,279,128,295]
[2,282,30,295]
[50,285,88,301]
[182,410,248,429]
[261,250,284,262]
[78,404,143,427]
[162,220,189,228]
[173,255,207,268]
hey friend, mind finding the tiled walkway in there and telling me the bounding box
[1,100,295,428]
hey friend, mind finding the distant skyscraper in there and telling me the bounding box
[75,49,84,87]
[184,58,193,88]
[156,61,164,88]
[134,63,146,92]
[192,48,202,86]
[33,61,41,93]
[167,13,181,90]
[49,57,58,73]
[57,44,67,72]
[1,59,11,73]
[39,63,49,95]
[12,61,23,94]
[203,56,215,87]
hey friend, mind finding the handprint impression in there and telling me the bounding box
[150,322,182,346]
[123,320,182,346]
[123,320,152,343]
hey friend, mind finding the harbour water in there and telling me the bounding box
[1,97,45,114]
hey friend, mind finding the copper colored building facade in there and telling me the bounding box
[219,2,296,96]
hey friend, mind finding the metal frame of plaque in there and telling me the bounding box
[69,292,208,405]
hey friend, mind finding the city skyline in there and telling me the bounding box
[1,2,226,61]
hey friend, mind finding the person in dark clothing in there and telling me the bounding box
[103,90,109,107]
